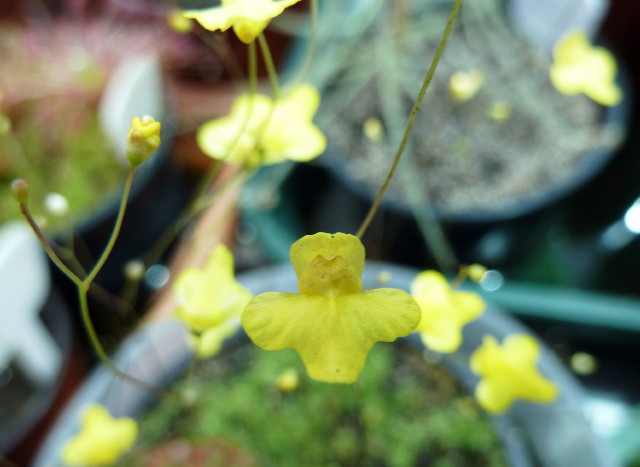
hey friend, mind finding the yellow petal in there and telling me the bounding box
[182,6,236,33]
[553,30,590,63]
[184,0,301,43]
[290,232,365,280]
[174,244,252,331]
[189,320,240,358]
[411,270,484,353]
[276,83,322,122]
[242,289,421,383]
[297,254,362,296]
[261,121,326,163]
[261,84,327,163]
[470,335,559,414]
[61,404,137,466]
[549,30,622,106]
[196,92,272,165]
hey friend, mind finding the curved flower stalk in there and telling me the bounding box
[549,30,622,106]
[470,334,559,414]
[242,232,421,384]
[182,0,302,44]
[61,404,137,466]
[411,270,485,353]
[197,83,326,168]
[174,244,252,358]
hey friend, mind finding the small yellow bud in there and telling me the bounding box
[466,264,487,283]
[487,101,512,122]
[0,114,11,134]
[124,260,146,281]
[11,179,30,204]
[363,117,384,143]
[168,10,194,34]
[570,352,598,375]
[276,368,299,393]
[126,115,161,167]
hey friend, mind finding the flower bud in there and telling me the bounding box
[168,9,194,34]
[11,178,30,204]
[467,264,487,283]
[124,259,146,281]
[126,115,161,167]
[276,368,299,393]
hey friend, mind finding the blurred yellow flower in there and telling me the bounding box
[411,270,484,353]
[242,233,421,384]
[549,30,621,106]
[449,69,485,102]
[197,83,326,168]
[126,115,161,167]
[182,0,301,44]
[470,334,559,414]
[61,404,137,466]
[174,244,252,357]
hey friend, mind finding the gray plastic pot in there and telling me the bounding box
[34,262,618,467]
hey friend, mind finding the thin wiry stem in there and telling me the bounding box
[258,33,280,99]
[356,0,465,239]
[84,166,135,285]
[289,0,318,85]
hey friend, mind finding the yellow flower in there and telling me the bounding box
[549,30,622,106]
[242,233,421,384]
[197,83,326,167]
[449,69,485,102]
[174,244,252,357]
[411,270,484,353]
[126,115,161,167]
[470,334,559,414]
[61,404,137,466]
[182,0,301,44]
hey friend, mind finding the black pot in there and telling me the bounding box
[34,262,618,467]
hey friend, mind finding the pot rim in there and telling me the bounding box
[33,262,619,467]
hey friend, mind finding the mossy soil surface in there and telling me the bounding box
[123,341,506,467]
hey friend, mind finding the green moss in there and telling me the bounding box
[125,342,507,466]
